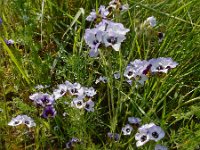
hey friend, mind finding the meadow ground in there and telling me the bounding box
[1,0,200,149]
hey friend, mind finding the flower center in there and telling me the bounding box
[93,40,99,45]
[14,121,19,124]
[85,104,90,109]
[152,132,159,138]
[128,71,133,76]
[25,120,30,124]
[126,128,130,132]
[141,135,147,142]
[107,36,117,44]
[77,101,82,106]
[156,65,164,70]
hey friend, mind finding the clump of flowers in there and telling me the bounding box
[8,115,36,128]
[84,0,130,57]
[135,123,165,147]
[124,57,178,86]
[53,80,96,112]
[29,92,56,118]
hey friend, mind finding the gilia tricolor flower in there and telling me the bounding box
[8,115,36,128]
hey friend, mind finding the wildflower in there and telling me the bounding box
[0,18,2,25]
[29,93,54,107]
[135,132,150,147]
[135,123,165,147]
[95,76,108,84]
[122,124,133,135]
[128,117,141,126]
[86,5,109,22]
[149,57,178,74]
[107,132,120,141]
[86,10,97,22]
[66,138,81,149]
[113,72,120,79]
[135,123,155,147]
[103,31,126,51]
[22,115,36,128]
[41,105,57,118]
[53,84,68,100]
[144,16,157,27]
[68,82,84,96]
[155,144,168,150]
[124,59,150,85]
[85,99,95,112]
[84,28,103,57]
[124,65,135,79]
[8,115,36,128]
[71,96,86,109]
[148,125,165,142]
[5,39,14,46]
[84,87,96,98]
[8,115,24,127]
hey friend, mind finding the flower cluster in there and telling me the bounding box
[53,80,96,112]
[84,1,129,57]
[29,92,56,118]
[135,123,165,147]
[86,0,128,22]
[29,80,97,119]
[124,57,178,85]
[8,115,36,128]
[118,117,166,148]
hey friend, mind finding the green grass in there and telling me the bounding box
[1,0,200,149]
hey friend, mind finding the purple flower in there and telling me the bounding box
[29,93,54,107]
[41,105,57,118]
[8,115,36,128]
[121,124,133,135]
[86,5,109,22]
[84,28,103,57]
[128,117,141,126]
[144,16,157,27]
[85,99,95,112]
[124,59,150,85]
[149,57,178,74]
[5,39,14,46]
